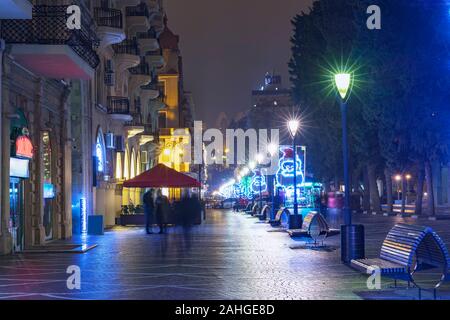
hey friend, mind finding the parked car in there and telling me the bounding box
[221,198,237,209]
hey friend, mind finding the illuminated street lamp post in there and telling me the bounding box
[334,72,365,263]
[287,119,302,229]
[406,174,411,203]
[267,143,278,220]
[256,153,264,211]
[395,174,402,201]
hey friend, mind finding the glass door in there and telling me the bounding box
[9,178,24,252]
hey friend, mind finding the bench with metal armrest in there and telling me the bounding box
[287,211,340,244]
[350,223,450,299]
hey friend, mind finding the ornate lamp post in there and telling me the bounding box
[287,119,302,229]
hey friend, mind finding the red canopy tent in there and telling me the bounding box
[123,163,201,188]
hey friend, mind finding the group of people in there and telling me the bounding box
[143,189,170,234]
[143,189,203,234]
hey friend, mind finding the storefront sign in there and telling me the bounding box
[15,135,33,159]
[10,157,30,178]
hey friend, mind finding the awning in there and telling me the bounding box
[123,163,201,188]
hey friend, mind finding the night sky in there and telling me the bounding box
[165,0,313,127]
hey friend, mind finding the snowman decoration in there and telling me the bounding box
[275,147,304,200]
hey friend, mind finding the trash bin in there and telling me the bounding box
[341,224,365,263]
[88,215,104,235]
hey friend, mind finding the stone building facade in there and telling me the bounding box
[0,0,195,254]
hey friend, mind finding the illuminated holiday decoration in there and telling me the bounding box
[250,169,267,194]
[275,147,304,192]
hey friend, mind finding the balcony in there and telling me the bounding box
[146,50,164,68]
[150,11,165,36]
[112,38,140,73]
[0,0,32,19]
[136,28,159,54]
[125,3,150,36]
[94,7,125,49]
[145,0,161,16]
[1,4,100,79]
[129,59,152,94]
[116,0,140,11]
[140,82,160,101]
[107,96,133,122]
[125,113,145,138]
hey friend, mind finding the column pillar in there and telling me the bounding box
[31,79,45,245]
[60,85,72,239]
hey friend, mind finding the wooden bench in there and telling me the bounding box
[351,223,450,299]
[243,203,253,214]
[287,211,340,244]
[245,203,259,216]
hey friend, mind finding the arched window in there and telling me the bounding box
[115,152,123,180]
[96,128,106,173]
[124,147,130,180]
[130,148,136,178]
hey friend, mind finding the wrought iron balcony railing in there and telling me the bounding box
[125,3,150,17]
[1,4,100,69]
[147,49,162,56]
[112,39,140,55]
[136,28,157,39]
[94,7,123,29]
[141,82,158,91]
[129,60,150,75]
[107,96,130,115]
[125,113,144,127]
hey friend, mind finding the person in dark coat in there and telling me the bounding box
[143,189,154,234]
[155,189,169,234]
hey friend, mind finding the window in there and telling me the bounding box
[96,129,106,173]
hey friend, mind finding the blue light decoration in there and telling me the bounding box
[275,146,304,194]
[43,183,55,199]
[250,169,267,194]
[80,198,87,234]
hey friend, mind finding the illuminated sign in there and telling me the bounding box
[10,157,30,178]
[44,183,55,199]
[15,135,33,159]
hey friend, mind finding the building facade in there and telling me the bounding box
[0,0,195,254]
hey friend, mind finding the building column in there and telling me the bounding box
[31,79,45,245]
[0,44,12,253]
[60,85,72,239]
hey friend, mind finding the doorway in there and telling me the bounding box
[9,178,24,252]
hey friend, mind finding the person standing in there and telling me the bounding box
[143,189,155,234]
[155,189,169,234]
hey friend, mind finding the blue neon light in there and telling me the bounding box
[80,198,87,234]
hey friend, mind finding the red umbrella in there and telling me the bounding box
[123,163,201,188]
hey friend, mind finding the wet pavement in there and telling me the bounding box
[1,209,450,300]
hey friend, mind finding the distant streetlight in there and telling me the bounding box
[256,153,264,164]
[249,161,256,170]
[267,143,278,221]
[287,118,301,229]
[394,174,402,200]
[405,174,412,203]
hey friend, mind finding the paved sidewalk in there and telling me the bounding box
[0,209,450,300]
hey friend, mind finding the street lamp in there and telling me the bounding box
[267,143,278,220]
[405,174,411,203]
[256,154,264,211]
[395,174,402,201]
[333,72,364,263]
[287,118,302,229]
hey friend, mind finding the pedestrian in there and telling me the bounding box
[143,189,154,234]
[155,189,169,234]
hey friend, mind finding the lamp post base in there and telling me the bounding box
[341,224,365,263]
[289,214,303,230]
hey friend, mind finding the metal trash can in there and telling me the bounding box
[341,224,365,263]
